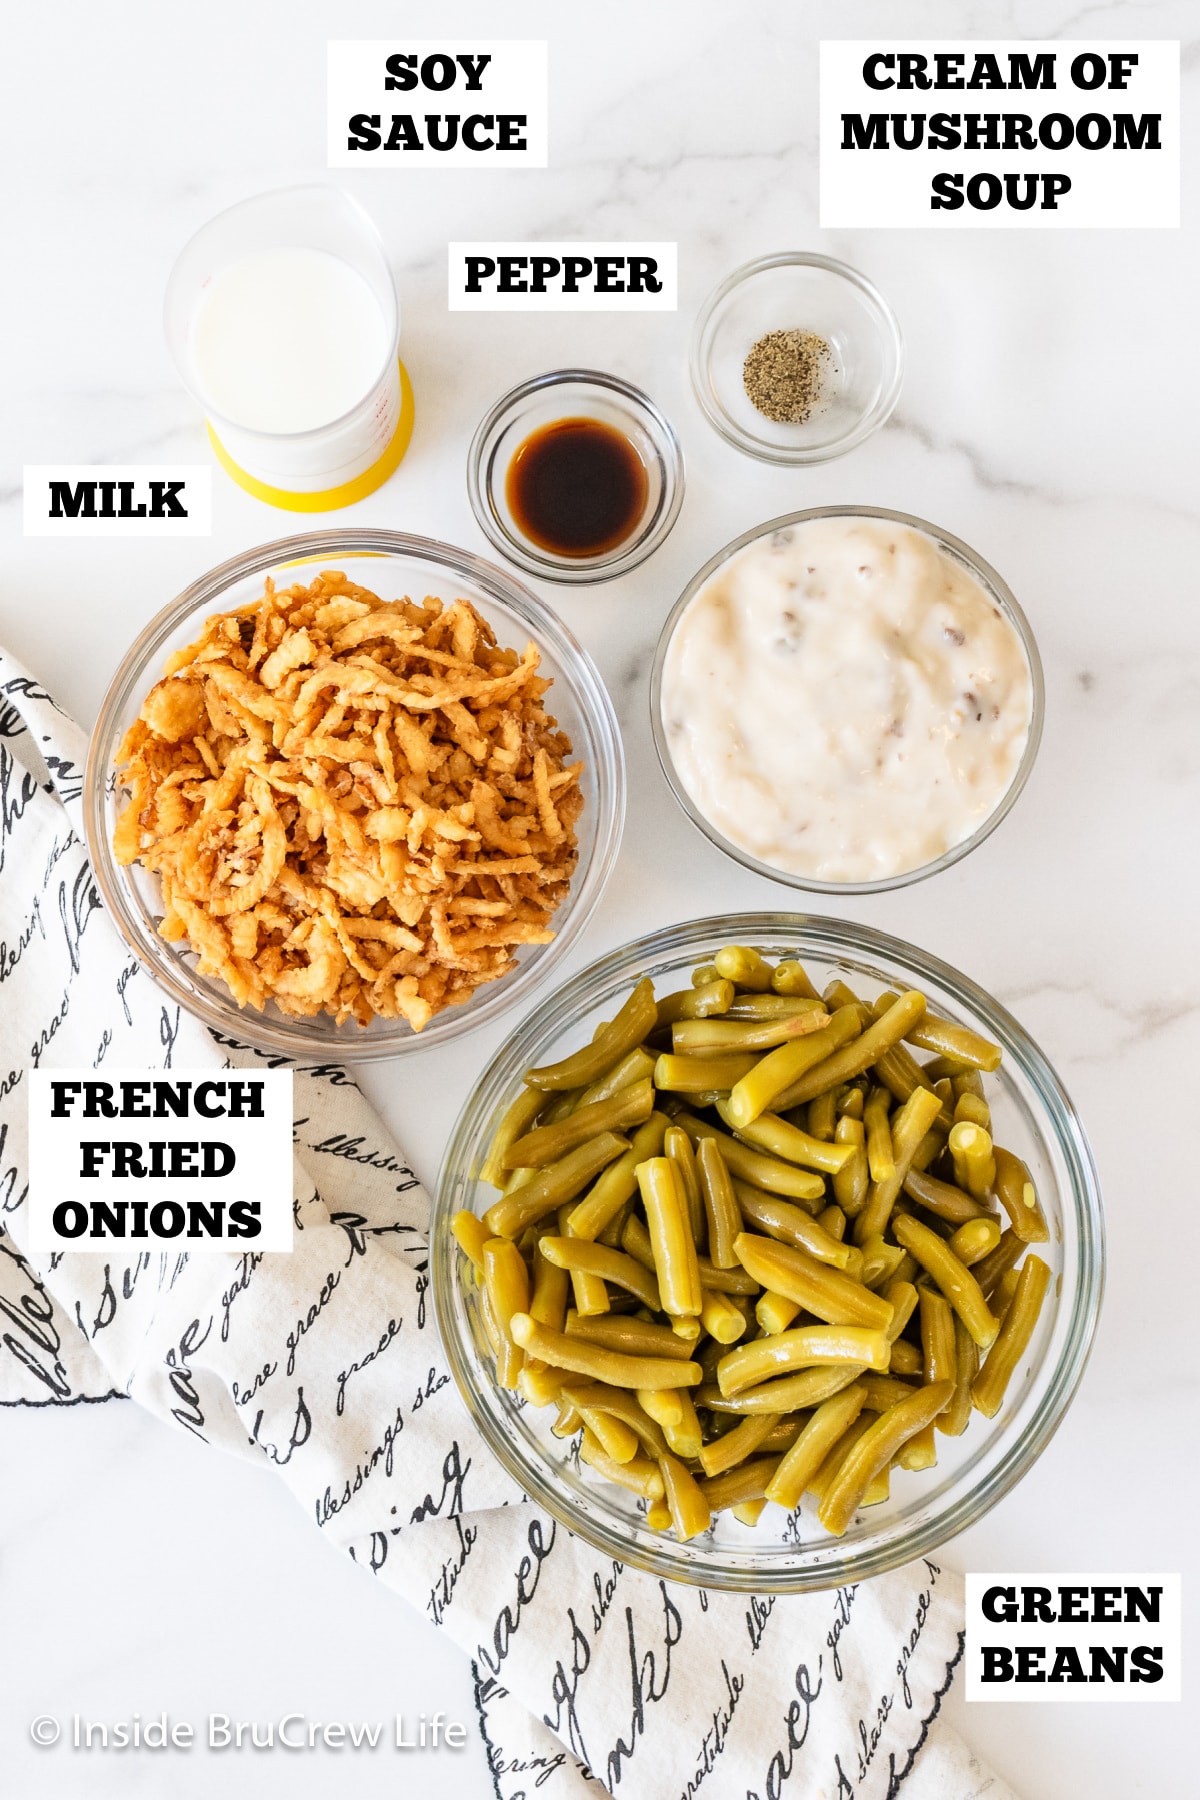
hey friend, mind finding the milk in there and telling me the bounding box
[191,248,391,436]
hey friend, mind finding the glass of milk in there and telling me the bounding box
[164,187,410,510]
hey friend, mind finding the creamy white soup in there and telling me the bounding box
[660,516,1033,884]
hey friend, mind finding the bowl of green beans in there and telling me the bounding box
[433,913,1103,1593]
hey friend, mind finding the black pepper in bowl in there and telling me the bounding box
[743,329,832,424]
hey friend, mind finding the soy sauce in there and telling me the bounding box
[506,417,649,558]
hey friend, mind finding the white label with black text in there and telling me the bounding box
[449,242,677,311]
[23,466,212,537]
[27,1068,294,1253]
[328,40,548,167]
[965,1573,1181,1701]
[820,40,1179,227]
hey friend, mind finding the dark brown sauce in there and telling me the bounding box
[506,416,649,558]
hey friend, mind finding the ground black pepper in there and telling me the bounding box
[742,328,832,424]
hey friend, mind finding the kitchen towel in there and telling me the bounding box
[0,648,1013,1800]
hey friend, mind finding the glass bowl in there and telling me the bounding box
[467,369,685,584]
[433,913,1103,1594]
[650,506,1044,895]
[691,252,902,464]
[84,529,625,1060]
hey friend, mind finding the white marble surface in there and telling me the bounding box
[2,0,1197,1793]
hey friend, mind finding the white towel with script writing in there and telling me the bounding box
[0,651,1019,1800]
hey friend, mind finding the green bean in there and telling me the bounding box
[853,1086,946,1246]
[660,1452,712,1539]
[665,1124,706,1244]
[717,1325,891,1396]
[654,1052,759,1093]
[695,1252,760,1295]
[889,1338,923,1377]
[772,959,821,999]
[993,1146,1049,1244]
[948,1121,996,1200]
[906,1013,1002,1072]
[723,1007,864,1128]
[672,1012,830,1055]
[510,1314,702,1388]
[564,1383,668,1456]
[881,1279,919,1346]
[731,1183,854,1269]
[939,1314,979,1436]
[892,1214,1000,1350]
[504,1078,655,1168]
[484,1132,630,1239]
[733,1231,894,1330]
[700,1290,747,1344]
[947,1217,1003,1266]
[755,1290,802,1335]
[719,1101,856,1175]
[674,1114,825,1204]
[481,1084,549,1187]
[763,1382,867,1510]
[864,1087,895,1183]
[526,977,657,1091]
[700,1455,783,1513]
[818,1203,847,1241]
[654,979,735,1026]
[970,1226,1025,1299]
[558,1202,609,1318]
[530,1235,570,1331]
[972,1255,1050,1417]
[874,1044,953,1131]
[807,1088,838,1142]
[566,1113,669,1241]
[954,1092,991,1131]
[902,1167,993,1225]
[538,1237,662,1310]
[577,1404,639,1463]
[699,1411,782,1478]
[697,1363,867,1414]
[451,1210,491,1270]
[832,1116,869,1215]
[695,1136,741,1270]
[637,1157,702,1318]
[579,1431,665,1499]
[872,989,1002,1073]
[564,1312,694,1362]
[576,1046,658,1110]
[483,1240,530,1389]
[818,1380,954,1535]
[713,944,774,991]
[768,991,928,1112]
[692,962,721,986]
[725,994,829,1022]
[919,1287,957,1386]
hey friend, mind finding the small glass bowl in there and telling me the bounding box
[84,529,625,1061]
[691,252,902,464]
[434,914,1104,1594]
[467,369,685,584]
[651,506,1044,896]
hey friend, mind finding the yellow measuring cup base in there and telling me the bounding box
[207,359,415,512]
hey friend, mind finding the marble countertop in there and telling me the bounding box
[3,1,1196,1793]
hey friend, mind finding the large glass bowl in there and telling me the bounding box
[85,529,625,1060]
[433,914,1103,1594]
[651,506,1045,896]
